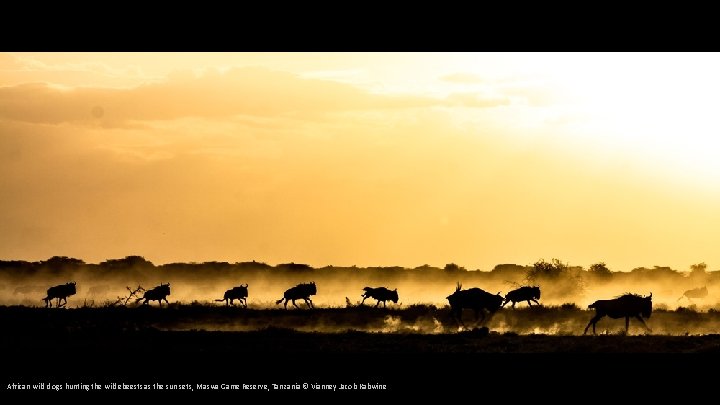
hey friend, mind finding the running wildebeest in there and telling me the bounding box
[446,283,504,328]
[360,286,399,308]
[276,282,316,309]
[42,282,77,308]
[502,286,541,308]
[678,286,708,303]
[136,283,171,306]
[583,292,653,335]
[216,284,249,307]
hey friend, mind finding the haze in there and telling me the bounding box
[2,52,720,271]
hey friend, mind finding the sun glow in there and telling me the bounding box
[2,52,720,270]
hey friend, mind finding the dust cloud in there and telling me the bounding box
[2,257,720,335]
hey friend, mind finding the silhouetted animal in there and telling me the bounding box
[361,286,399,308]
[137,283,171,306]
[43,282,77,308]
[583,293,652,335]
[678,286,707,302]
[216,284,249,307]
[276,282,316,309]
[447,283,504,327]
[502,286,541,308]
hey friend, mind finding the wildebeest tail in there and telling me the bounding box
[215,298,225,302]
[275,298,284,305]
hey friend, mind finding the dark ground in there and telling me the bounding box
[2,305,719,398]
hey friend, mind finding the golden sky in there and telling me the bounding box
[1,52,720,271]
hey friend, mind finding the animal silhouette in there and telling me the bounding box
[447,282,503,328]
[216,284,249,307]
[42,282,77,308]
[276,282,316,309]
[502,286,541,308]
[137,283,171,306]
[678,286,707,303]
[360,286,399,308]
[583,293,652,335]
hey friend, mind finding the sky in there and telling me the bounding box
[1,52,720,271]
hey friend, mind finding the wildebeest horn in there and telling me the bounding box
[456,282,462,292]
[649,292,652,298]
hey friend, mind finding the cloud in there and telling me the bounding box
[500,84,560,106]
[0,68,440,125]
[0,53,155,88]
[0,53,22,69]
[445,93,510,108]
[0,67,515,126]
[440,73,485,84]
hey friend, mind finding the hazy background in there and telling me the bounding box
[2,53,720,273]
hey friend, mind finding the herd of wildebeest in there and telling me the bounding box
[26,279,704,335]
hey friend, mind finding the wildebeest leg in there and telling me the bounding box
[526,300,533,307]
[307,298,314,309]
[474,309,486,327]
[283,299,288,309]
[634,315,651,333]
[531,299,540,306]
[360,295,368,306]
[512,301,516,309]
[625,316,630,334]
[583,314,603,335]
[479,310,487,326]
[292,299,300,309]
[383,301,387,308]
[456,311,466,329]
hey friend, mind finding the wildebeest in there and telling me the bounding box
[42,282,77,308]
[360,286,399,308]
[678,286,708,302]
[583,293,652,335]
[446,283,504,327]
[136,283,171,306]
[502,286,541,308]
[276,282,316,309]
[216,284,249,307]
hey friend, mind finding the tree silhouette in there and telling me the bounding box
[588,262,612,280]
[444,263,466,272]
[526,258,584,299]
